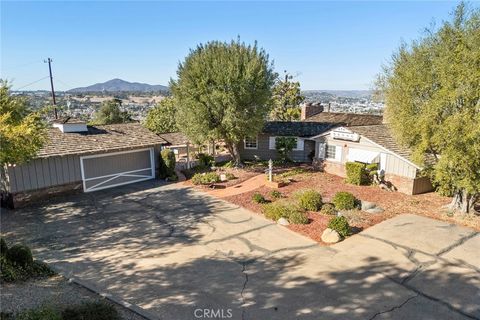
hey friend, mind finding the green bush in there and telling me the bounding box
[161,149,176,178]
[1,256,18,282]
[328,216,351,237]
[320,203,337,215]
[294,189,322,211]
[62,301,120,320]
[191,172,220,185]
[262,201,297,221]
[1,238,7,257]
[252,193,267,204]
[6,244,33,268]
[197,153,214,167]
[345,162,369,185]
[288,210,309,224]
[270,190,283,199]
[16,306,61,320]
[332,192,358,210]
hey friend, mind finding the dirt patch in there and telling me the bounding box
[222,170,479,244]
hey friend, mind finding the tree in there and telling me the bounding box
[275,136,297,162]
[144,97,178,133]
[376,3,480,213]
[90,98,132,125]
[0,80,46,166]
[270,71,305,121]
[171,39,277,165]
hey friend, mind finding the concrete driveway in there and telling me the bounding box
[1,181,479,320]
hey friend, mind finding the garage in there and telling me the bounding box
[80,148,155,192]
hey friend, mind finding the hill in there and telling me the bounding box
[68,79,169,93]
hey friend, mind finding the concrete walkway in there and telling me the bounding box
[205,174,266,198]
[1,180,478,320]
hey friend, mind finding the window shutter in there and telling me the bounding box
[269,137,276,150]
[335,145,342,161]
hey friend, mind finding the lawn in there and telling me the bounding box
[222,169,479,244]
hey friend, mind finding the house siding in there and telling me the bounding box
[4,145,162,194]
[238,134,314,162]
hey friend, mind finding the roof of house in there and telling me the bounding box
[348,124,418,166]
[37,123,166,158]
[157,132,190,146]
[263,121,338,137]
[303,112,383,126]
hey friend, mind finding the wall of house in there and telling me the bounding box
[316,135,418,179]
[238,134,314,162]
[5,145,163,194]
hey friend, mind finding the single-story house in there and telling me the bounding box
[1,118,167,208]
[311,124,433,195]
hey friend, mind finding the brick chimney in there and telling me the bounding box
[301,102,324,120]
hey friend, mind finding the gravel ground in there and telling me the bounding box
[1,275,147,320]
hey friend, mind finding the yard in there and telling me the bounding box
[213,166,480,244]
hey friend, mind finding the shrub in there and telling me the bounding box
[294,189,322,211]
[345,162,369,185]
[6,244,33,268]
[225,172,236,180]
[270,190,283,199]
[0,238,7,257]
[0,256,17,282]
[61,301,120,320]
[275,137,297,163]
[16,306,61,320]
[262,201,297,221]
[252,193,267,204]
[332,192,358,210]
[288,211,309,224]
[161,149,176,178]
[191,172,220,185]
[328,216,351,237]
[320,203,337,215]
[197,153,214,167]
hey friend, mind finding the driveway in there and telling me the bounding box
[1,181,479,320]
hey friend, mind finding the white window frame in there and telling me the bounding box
[325,144,342,162]
[79,148,155,192]
[244,136,258,150]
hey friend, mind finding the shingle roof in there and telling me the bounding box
[348,125,418,167]
[304,112,383,126]
[158,132,190,146]
[37,123,166,158]
[263,121,338,137]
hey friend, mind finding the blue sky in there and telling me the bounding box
[0,1,465,91]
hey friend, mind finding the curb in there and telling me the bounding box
[49,265,160,320]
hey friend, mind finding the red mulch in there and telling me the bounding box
[183,167,259,189]
[222,171,479,244]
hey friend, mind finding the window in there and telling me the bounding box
[244,136,258,149]
[326,145,337,159]
[269,136,303,150]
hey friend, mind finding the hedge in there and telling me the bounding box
[345,162,369,185]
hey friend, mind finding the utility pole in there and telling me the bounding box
[44,58,58,119]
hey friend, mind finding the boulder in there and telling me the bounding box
[321,228,341,243]
[277,217,290,226]
[366,207,385,214]
[361,200,377,211]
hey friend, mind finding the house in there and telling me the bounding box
[311,124,433,194]
[1,118,167,208]
[238,103,433,195]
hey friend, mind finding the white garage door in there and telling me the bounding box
[80,148,155,192]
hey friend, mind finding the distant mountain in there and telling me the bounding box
[302,90,372,98]
[68,79,169,93]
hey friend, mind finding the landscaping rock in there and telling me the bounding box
[321,228,341,243]
[361,200,377,211]
[366,207,385,214]
[220,174,227,182]
[277,217,290,226]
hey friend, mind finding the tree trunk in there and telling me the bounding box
[449,189,478,214]
[225,141,242,167]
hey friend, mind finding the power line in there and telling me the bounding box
[14,76,50,90]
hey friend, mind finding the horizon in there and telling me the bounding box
[1,1,466,91]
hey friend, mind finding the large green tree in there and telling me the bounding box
[90,98,132,125]
[0,80,46,166]
[377,3,480,213]
[270,71,305,121]
[171,39,277,165]
[144,97,178,133]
